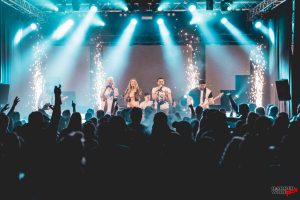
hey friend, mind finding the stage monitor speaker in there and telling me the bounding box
[275,79,291,101]
[0,84,10,104]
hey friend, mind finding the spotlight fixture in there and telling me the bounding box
[188,4,196,12]
[30,23,38,30]
[221,17,228,24]
[157,18,164,25]
[255,21,262,28]
[130,18,138,25]
[220,0,233,11]
[90,5,98,12]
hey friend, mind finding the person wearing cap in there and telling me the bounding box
[188,79,214,109]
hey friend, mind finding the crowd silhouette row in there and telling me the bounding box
[1,85,299,199]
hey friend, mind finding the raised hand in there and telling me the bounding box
[49,104,54,110]
[42,103,51,110]
[13,96,20,106]
[54,84,62,96]
[1,104,10,112]
[72,100,76,108]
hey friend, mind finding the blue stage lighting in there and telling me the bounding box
[221,17,228,24]
[130,18,138,25]
[189,5,196,12]
[90,5,98,12]
[255,21,262,29]
[30,23,37,30]
[157,18,164,25]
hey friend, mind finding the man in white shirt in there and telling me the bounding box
[139,93,154,110]
[152,77,172,113]
[100,77,119,114]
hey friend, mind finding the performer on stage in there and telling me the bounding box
[101,77,119,114]
[188,79,214,109]
[152,77,172,113]
[124,78,142,108]
[139,92,154,110]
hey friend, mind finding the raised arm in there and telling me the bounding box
[189,104,196,119]
[48,85,62,133]
[7,96,20,117]
[72,100,76,113]
[228,93,238,114]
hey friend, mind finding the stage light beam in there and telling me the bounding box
[52,19,74,40]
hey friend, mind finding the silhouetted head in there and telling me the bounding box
[239,104,249,117]
[82,121,96,140]
[87,108,94,116]
[130,107,143,124]
[274,114,289,130]
[62,110,71,118]
[268,106,279,118]
[172,121,192,139]
[89,117,98,126]
[219,108,226,114]
[67,112,82,131]
[246,112,259,126]
[254,116,272,134]
[96,110,105,120]
[85,112,92,121]
[248,103,257,112]
[153,112,168,125]
[255,107,265,116]
[58,131,84,164]
[28,111,43,128]
[0,112,10,133]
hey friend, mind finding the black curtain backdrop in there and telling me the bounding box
[292,0,300,114]
[268,0,294,114]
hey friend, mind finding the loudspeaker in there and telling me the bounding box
[0,84,10,104]
[275,79,291,101]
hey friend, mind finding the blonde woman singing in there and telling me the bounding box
[124,79,143,108]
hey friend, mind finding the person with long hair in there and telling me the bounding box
[100,77,119,114]
[124,79,142,108]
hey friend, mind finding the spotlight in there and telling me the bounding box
[189,4,196,12]
[90,5,98,12]
[220,0,233,11]
[30,23,37,30]
[255,21,262,28]
[157,18,164,25]
[124,6,129,11]
[53,6,59,12]
[221,17,228,24]
[158,6,163,11]
[130,18,138,25]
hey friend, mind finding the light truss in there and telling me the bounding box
[1,0,45,21]
[248,0,287,20]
